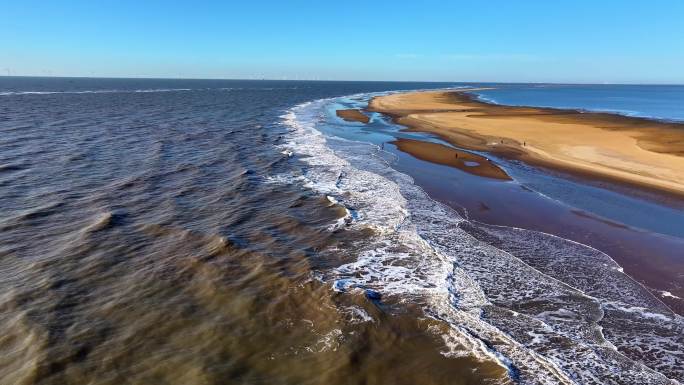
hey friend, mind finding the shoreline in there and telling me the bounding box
[368,89,684,202]
[330,88,684,313]
[385,137,684,315]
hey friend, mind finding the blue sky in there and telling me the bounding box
[2,1,683,83]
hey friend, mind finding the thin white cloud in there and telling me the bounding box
[442,53,543,62]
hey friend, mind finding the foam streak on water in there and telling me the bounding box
[278,96,684,385]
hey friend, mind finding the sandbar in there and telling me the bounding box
[392,138,511,180]
[369,90,684,198]
[336,109,370,123]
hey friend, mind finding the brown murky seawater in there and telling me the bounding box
[0,79,510,385]
[2,78,683,385]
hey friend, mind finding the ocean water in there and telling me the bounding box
[1,77,683,385]
[472,83,684,122]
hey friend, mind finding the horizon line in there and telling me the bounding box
[1,74,683,87]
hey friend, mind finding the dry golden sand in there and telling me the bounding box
[369,90,684,198]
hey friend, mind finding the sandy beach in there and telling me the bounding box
[369,90,684,198]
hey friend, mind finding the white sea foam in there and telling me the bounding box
[661,291,681,299]
[343,306,374,323]
[275,94,684,384]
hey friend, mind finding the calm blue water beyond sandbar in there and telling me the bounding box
[471,83,684,122]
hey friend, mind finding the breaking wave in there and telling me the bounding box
[275,96,684,384]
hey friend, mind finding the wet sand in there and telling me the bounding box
[385,135,684,315]
[369,90,684,199]
[336,109,370,123]
[392,138,511,180]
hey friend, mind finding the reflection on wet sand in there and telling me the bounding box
[388,137,684,315]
